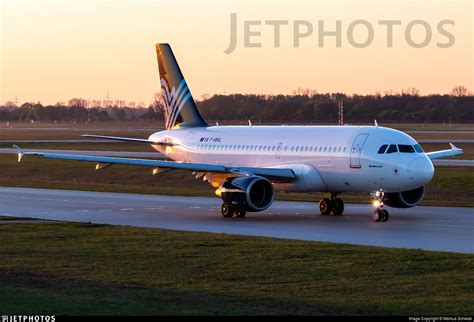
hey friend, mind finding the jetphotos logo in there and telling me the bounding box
[2,316,55,322]
[224,13,456,54]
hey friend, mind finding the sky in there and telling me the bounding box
[0,0,473,105]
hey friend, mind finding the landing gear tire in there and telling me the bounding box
[235,210,247,218]
[372,209,384,222]
[319,198,332,216]
[332,198,344,216]
[221,203,235,218]
[372,208,389,222]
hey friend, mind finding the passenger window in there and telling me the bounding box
[324,147,327,152]
[378,144,388,154]
[398,144,415,153]
[386,144,398,154]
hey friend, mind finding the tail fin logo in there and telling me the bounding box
[161,78,192,130]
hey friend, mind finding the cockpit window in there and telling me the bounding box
[386,144,398,154]
[378,144,388,154]
[398,144,415,153]
[413,144,424,153]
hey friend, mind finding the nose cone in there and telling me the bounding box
[408,157,434,186]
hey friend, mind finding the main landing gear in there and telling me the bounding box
[371,190,389,222]
[319,193,344,216]
[221,203,246,218]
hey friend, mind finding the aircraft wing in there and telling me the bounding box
[81,134,176,146]
[426,143,463,160]
[13,146,295,182]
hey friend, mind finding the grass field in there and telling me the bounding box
[0,220,472,315]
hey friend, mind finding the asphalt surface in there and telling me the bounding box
[0,186,472,253]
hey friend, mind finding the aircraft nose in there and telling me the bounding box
[408,157,434,186]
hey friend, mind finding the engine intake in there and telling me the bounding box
[383,186,425,208]
[216,176,274,212]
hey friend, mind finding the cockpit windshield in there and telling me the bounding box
[413,144,424,153]
[386,144,398,154]
[378,144,424,154]
[377,144,388,154]
[398,144,415,153]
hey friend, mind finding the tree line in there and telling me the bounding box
[1,90,473,124]
[198,91,473,123]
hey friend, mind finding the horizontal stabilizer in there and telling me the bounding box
[81,135,175,146]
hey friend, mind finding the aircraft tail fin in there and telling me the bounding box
[156,43,208,130]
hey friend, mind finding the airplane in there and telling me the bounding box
[14,43,463,222]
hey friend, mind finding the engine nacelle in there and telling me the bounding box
[383,186,425,208]
[215,176,274,212]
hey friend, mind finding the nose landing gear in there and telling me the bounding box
[371,190,389,222]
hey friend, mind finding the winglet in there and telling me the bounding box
[449,142,463,154]
[12,144,24,163]
[426,142,463,160]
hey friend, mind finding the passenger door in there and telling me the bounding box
[350,134,369,168]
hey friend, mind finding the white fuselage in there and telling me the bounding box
[149,125,434,194]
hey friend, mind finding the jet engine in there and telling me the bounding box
[215,176,274,212]
[383,186,425,208]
